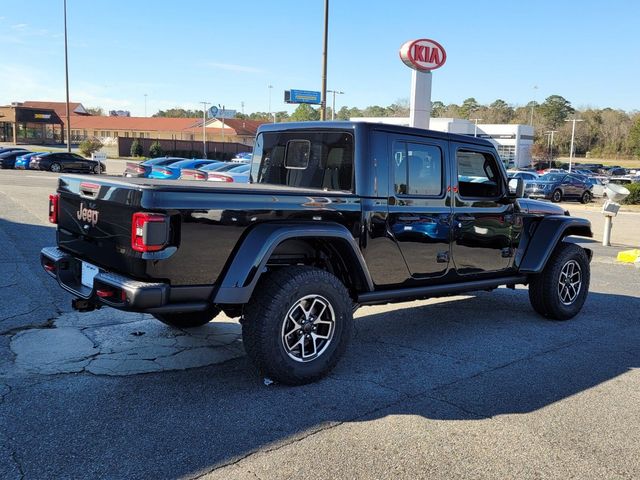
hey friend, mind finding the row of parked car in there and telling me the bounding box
[507,164,639,203]
[123,155,251,183]
[0,147,105,173]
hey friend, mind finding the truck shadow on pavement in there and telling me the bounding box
[2,276,638,478]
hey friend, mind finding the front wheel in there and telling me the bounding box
[581,191,592,204]
[528,243,590,320]
[242,266,353,385]
[50,162,62,173]
[551,189,562,203]
[92,163,101,174]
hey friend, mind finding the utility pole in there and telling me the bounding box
[320,0,329,120]
[267,85,273,119]
[218,104,226,144]
[144,94,148,117]
[200,101,208,157]
[565,118,583,172]
[63,0,71,152]
[327,89,344,120]
[470,118,483,137]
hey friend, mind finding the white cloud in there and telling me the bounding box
[11,23,28,30]
[202,61,265,74]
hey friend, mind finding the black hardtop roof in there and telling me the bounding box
[257,121,494,148]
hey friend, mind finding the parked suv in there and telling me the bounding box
[525,173,593,203]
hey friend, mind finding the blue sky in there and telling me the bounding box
[1,0,638,116]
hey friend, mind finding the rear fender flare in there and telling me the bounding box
[213,222,373,304]
[517,215,592,273]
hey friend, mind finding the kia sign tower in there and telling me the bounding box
[399,39,446,129]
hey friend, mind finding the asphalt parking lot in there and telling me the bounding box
[0,169,639,479]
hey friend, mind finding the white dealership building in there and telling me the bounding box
[351,117,534,168]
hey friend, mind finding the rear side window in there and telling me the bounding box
[456,150,502,198]
[393,142,443,196]
[252,131,354,191]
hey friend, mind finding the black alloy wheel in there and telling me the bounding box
[551,189,562,203]
[242,266,353,385]
[528,243,590,320]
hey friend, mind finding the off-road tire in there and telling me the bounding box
[242,266,353,385]
[581,191,591,204]
[551,189,562,203]
[153,306,221,328]
[50,162,62,173]
[528,243,590,320]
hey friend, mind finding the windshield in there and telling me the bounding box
[251,130,354,191]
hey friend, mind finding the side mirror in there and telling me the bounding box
[508,177,525,198]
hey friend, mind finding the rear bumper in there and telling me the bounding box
[40,246,211,314]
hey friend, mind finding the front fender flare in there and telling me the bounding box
[213,222,373,304]
[517,215,592,273]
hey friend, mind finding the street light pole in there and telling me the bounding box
[200,101,208,157]
[63,0,71,152]
[470,118,483,137]
[267,85,273,119]
[144,94,147,117]
[218,104,225,144]
[545,130,557,158]
[320,0,329,121]
[565,118,583,172]
[327,89,344,120]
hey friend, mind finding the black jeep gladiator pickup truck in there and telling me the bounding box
[42,122,593,384]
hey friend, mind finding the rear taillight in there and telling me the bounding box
[135,166,146,174]
[131,212,169,252]
[195,172,206,180]
[207,173,234,182]
[160,168,172,175]
[48,194,60,223]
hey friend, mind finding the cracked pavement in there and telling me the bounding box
[1,170,639,479]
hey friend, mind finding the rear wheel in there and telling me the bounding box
[581,191,591,204]
[242,266,353,385]
[551,189,562,203]
[153,306,221,328]
[50,162,62,173]
[92,163,101,174]
[528,243,590,320]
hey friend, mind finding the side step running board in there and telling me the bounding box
[357,275,528,305]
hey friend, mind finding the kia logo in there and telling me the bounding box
[399,39,447,72]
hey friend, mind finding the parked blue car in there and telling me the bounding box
[15,152,45,170]
[123,157,186,178]
[206,163,251,183]
[147,159,220,179]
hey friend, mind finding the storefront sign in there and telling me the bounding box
[399,39,446,72]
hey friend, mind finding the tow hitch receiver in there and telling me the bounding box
[72,298,99,312]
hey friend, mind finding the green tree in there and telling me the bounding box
[459,97,480,118]
[79,137,103,156]
[627,115,640,156]
[431,101,446,117]
[153,108,203,118]
[86,106,104,116]
[539,95,574,128]
[486,99,514,123]
[290,104,320,121]
[130,139,144,157]
[149,140,164,158]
